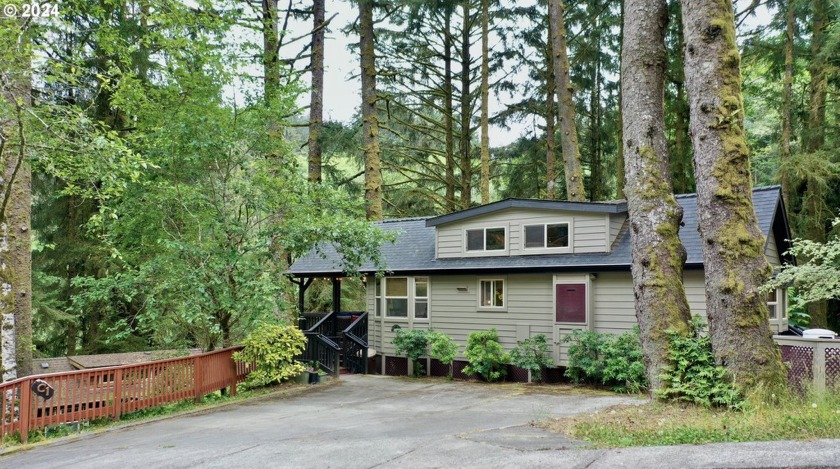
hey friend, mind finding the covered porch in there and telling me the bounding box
[290,275,373,377]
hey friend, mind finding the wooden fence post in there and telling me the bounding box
[813,342,827,393]
[19,379,31,444]
[113,368,123,420]
[193,356,202,403]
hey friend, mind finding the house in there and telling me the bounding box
[289,186,793,377]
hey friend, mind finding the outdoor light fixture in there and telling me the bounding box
[589,273,598,281]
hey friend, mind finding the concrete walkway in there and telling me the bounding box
[1,375,839,468]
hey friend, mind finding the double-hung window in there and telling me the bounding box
[767,288,785,320]
[377,277,430,320]
[466,227,506,251]
[524,223,570,250]
[478,279,505,309]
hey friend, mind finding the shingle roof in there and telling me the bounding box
[289,186,788,276]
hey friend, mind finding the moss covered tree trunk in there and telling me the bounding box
[0,16,33,380]
[548,0,586,201]
[479,0,490,205]
[262,0,280,104]
[444,12,457,212]
[307,0,325,183]
[681,0,786,390]
[622,0,692,393]
[359,0,383,221]
[546,68,558,200]
[779,0,795,207]
[459,0,472,210]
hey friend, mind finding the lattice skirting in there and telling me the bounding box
[385,356,408,376]
[781,345,813,393]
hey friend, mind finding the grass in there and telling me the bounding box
[539,390,840,447]
[2,379,333,449]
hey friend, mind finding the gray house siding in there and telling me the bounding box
[435,209,609,258]
[367,268,786,367]
[765,231,781,267]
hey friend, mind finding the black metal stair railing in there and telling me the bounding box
[341,312,369,374]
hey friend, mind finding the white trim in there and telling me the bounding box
[461,223,510,257]
[477,277,507,311]
[521,221,573,254]
[378,276,431,322]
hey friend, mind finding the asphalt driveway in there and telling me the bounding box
[2,375,839,468]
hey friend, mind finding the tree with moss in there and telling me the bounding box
[622,0,692,392]
[359,0,383,221]
[681,0,786,390]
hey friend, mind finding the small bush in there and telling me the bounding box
[463,329,509,382]
[427,331,459,379]
[233,323,306,388]
[393,329,429,377]
[656,317,743,409]
[509,334,553,382]
[564,327,647,393]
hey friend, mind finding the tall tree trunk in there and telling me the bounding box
[779,0,795,206]
[546,68,558,200]
[459,0,472,210]
[548,0,586,201]
[0,17,33,380]
[263,0,280,104]
[308,0,325,183]
[444,12,457,212]
[616,0,625,199]
[806,0,828,154]
[681,0,786,390]
[803,0,829,327]
[479,0,490,205]
[589,13,603,201]
[671,9,692,194]
[622,0,692,393]
[360,0,383,220]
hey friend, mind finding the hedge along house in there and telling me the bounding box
[289,186,793,377]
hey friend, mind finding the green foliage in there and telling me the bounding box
[463,329,509,382]
[656,317,743,409]
[509,334,553,382]
[564,328,647,393]
[233,323,306,388]
[764,218,840,305]
[427,331,459,379]
[392,329,429,377]
[785,288,812,327]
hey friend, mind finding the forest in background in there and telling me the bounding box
[0,0,837,377]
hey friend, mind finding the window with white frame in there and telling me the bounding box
[767,288,784,319]
[478,279,505,309]
[524,223,570,249]
[378,277,430,320]
[414,277,429,320]
[375,278,382,317]
[466,227,506,251]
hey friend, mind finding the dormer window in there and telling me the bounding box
[524,223,569,249]
[466,227,506,251]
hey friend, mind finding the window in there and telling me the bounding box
[385,278,408,317]
[415,277,429,320]
[767,288,783,320]
[378,277,430,320]
[466,227,506,251]
[555,283,586,324]
[524,223,569,249]
[375,279,382,317]
[479,279,505,308]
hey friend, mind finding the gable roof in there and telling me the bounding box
[426,198,627,227]
[288,186,790,276]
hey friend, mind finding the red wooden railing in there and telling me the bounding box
[0,346,248,444]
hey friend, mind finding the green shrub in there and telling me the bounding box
[427,331,459,379]
[656,317,743,409]
[233,323,306,388]
[392,328,429,377]
[564,327,647,393]
[463,329,509,382]
[509,334,553,382]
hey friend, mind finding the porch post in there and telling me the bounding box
[332,277,341,336]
